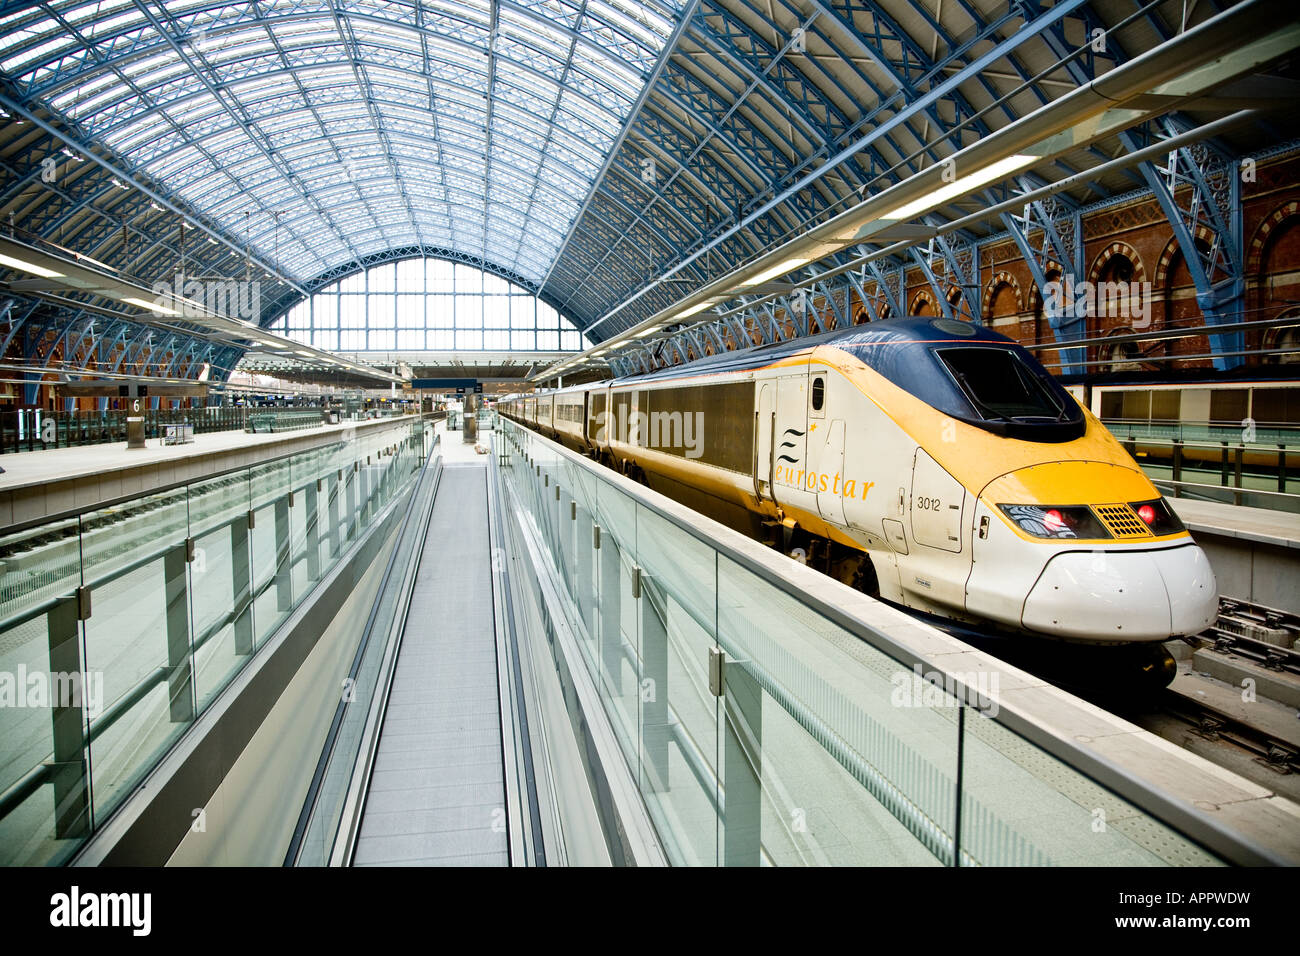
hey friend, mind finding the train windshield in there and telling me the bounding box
[837,319,1085,441]
[935,347,1066,421]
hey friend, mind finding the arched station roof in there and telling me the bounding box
[0,0,1295,381]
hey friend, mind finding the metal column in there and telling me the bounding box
[722,657,762,866]
[47,596,89,838]
[638,574,669,793]
[231,516,254,656]
[164,543,195,723]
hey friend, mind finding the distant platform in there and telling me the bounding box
[1170,498,1300,551]
[0,415,421,530]
[1170,497,1300,616]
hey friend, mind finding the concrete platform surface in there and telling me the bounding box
[1170,497,1300,550]
[0,415,420,529]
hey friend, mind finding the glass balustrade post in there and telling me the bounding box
[231,515,254,655]
[598,526,622,693]
[722,659,762,866]
[47,596,90,838]
[346,465,357,538]
[306,480,321,582]
[358,464,370,527]
[638,576,670,793]
[275,496,292,612]
[574,502,593,637]
[163,543,196,723]
[328,470,341,555]
[557,487,573,596]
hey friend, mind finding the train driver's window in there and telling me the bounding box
[811,376,825,412]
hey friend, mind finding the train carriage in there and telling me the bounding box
[501,316,1219,653]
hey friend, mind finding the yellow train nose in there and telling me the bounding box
[982,459,1160,509]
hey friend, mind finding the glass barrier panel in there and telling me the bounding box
[188,470,254,713]
[717,555,961,866]
[0,527,90,865]
[961,712,1223,866]
[593,475,640,757]
[631,505,719,866]
[249,458,295,646]
[80,485,193,826]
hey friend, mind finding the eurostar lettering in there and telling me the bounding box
[49,886,151,936]
[773,465,875,499]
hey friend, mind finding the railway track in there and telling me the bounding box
[1125,596,1300,797]
[1158,684,1300,775]
[1188,597,1300,678]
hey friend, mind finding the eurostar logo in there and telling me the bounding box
[774,464,876,499]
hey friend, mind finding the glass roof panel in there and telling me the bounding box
[2,0,684,303]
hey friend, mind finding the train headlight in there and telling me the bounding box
[998,504,1112,540]
[1129,497,1184,535]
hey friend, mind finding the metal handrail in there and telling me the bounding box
[1156,478,1300,504]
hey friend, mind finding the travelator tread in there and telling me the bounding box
[351,463,508,866]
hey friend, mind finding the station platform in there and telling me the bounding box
[1170,498,1300,615]
[0,414,421,528]
[4,414,1298,868]
[1171,498,1300,551]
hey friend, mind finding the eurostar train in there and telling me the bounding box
[500,316,1218,652]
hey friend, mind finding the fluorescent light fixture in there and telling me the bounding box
[74,251,112,271]
[296,350,315,358]
[740,256,812,288]
[0,253,64,278]
[121,295,180,316]
[672,300,716,320]
[878,154,1038,222]
[634,327,660,337]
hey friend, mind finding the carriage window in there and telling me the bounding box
[811,377,825,411]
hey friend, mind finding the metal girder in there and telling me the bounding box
[862,260,905,321]
[1035,9,1247,370]
[570,0,1096,345]
[1141,122,1245,369]
[1000,194,1087,374]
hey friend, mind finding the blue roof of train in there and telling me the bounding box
[611,316,1016,384]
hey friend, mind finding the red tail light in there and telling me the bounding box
[1136,504,1157,525]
